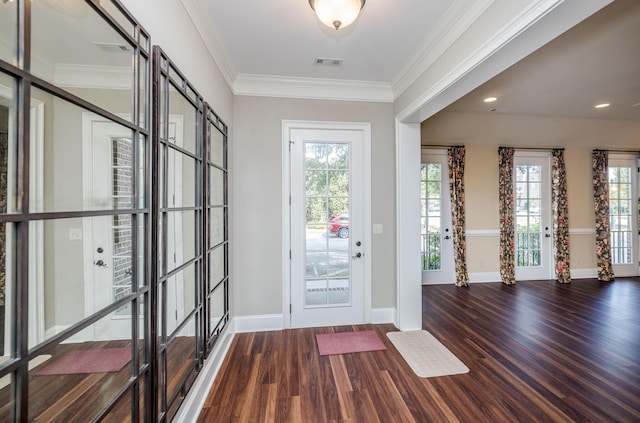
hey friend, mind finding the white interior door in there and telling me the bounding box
[290,127,366,327]
[514,152,553,280]
[421,150,455,284]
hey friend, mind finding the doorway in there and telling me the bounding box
[284,121,371,328]
[421,150,455,284]
[514,152,553,280]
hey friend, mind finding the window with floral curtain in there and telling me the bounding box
[499,147,516,285]
[592,150,615,281]
[448,146,469,287]
[552,149,571,283]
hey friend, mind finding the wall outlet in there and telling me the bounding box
[69,228,82,240]
[373,224,383,234]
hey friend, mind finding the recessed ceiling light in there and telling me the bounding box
[594,103,610,109]
[484,97,497,103]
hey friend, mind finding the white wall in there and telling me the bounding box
[232,96,395,318]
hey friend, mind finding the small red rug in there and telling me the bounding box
[35,347,131,375]
[316,330,387,356]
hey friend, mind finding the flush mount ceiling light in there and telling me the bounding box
[309,0,366,30]
[484,97,498,103]
[594,103,610,109]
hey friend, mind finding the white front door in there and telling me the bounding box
[421,150,455,284]
[290,127,366,327]
[514,152,553,280]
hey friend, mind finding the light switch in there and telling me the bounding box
[373,224,383,234]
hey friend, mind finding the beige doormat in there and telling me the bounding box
[0,354,52,390]
[387,330,469,378]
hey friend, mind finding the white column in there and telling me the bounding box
[395,120,422,331]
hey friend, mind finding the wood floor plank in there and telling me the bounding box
[198,278,640,422]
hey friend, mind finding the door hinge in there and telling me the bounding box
[289,250,292,259]
[289,304,292,314]
[289,195,291,205]
[289,140,294,151]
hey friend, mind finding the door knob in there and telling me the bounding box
[445,235,450,240]
[95,259,108,267]
[352,252,362,259]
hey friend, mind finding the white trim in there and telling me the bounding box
[180,0,236,89]
[174,325,235,423]
[282,120,372,328]
[55,64,132,90]
[371,308,396,324]
[235,74,393,103]
[234,314,284,333]
[392,0,496,99]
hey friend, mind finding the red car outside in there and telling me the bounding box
[329,214,349,238]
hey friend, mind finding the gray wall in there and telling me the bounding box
[232,96,396,317]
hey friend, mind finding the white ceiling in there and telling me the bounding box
[442,0,640,121]
[188,0,640,122]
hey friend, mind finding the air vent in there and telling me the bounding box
[93,42,131,52]
[314,57,342,66]
[488,107,507,113]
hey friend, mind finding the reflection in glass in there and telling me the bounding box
[0,0,16,64]
[31,0,135,120]
[98,0,135,37]
[166,211,196,272]
[209,246,225,288]
[165,317,196,402]
[167,148,196,208]
[209,284,225,333]
[515,165,542,267]
[210,124,224,167]
[34,216,137,344]
[168,85,197,154]
[210,208,224,247]
[31,87,135,213]
[0,73,16,214]
[28,314,132,422]
[165,263,196,336]
[210,166,225,206]
[0,223,11,357]
[609,166,634,265]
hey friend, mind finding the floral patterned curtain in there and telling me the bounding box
[592,150,614,281]
[498,147,515,285]
[552,149,571,283]
[448,146,469,287]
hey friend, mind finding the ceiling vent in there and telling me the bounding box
[314,57,342,66]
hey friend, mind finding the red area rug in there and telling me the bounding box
[35,347,131,375]
[316,330,387,356]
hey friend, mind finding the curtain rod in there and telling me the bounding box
[422,144,464,149]
[593,148,640,154]
[498,146,564,152]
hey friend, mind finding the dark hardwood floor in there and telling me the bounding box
[198,278,640,422]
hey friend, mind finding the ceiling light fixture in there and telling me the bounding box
[484,97,498,103]
[309,0,366,31]
[594,103,610,109]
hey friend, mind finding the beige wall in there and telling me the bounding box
[421,111,640,276]
[232,96,396,317]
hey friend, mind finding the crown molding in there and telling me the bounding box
[54,63,132,90]
[391,0,496,100]
[233,74,393,103]
[180,0,236,89]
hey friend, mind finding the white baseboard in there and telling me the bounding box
[174,325,235,423]
[234,314,284,333]
[469,272,502,283]
[371,307,396,324]
[570,268,597,280]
